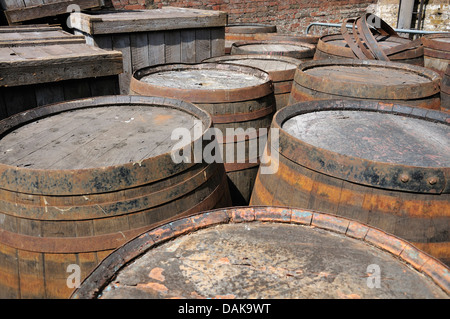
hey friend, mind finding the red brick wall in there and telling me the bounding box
[111,0,376,34]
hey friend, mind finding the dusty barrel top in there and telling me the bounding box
[274,99,450,194]
[69,7,227,35]
[131,63,273,103]
[225,23,277,34]
[231,40,315,59]
[71,207,450,299]
[293,59,441,100]
[422,34,450,51]
[0,95,211,195]
[203,54,303,81]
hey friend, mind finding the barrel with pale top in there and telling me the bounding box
[203,54,304,110]
[231,40,315,59]
[422,33,450,77]
[250,99,450,265]
[0,95,231,298]
[289,59,441,110]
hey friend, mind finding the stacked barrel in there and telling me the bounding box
[0,7,448,300]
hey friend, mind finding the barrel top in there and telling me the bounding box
[234,42,313,52]
[140,69,267,90]
[222,58,298,72]
[282,110,450,168]
[304,64,431,86]
[72,207,450,299]
[0,105,197,170]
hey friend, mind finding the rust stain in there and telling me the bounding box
[148,267,165,282]
[136,282,168,294]
[217,257,230,264]
[153,114,173,124]
[215,294,236,299]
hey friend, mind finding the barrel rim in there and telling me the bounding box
[293,59,441,100]
[130,62,274,104]
[225,23,277,34]
[422,33,450,52]
[70,206,450,299]
[0,95,212,195]
[230,40,316,59]
[273,99,450,194]
[203,54,304,82]
[316,33,424,59]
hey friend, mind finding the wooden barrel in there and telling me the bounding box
[0,95,231,299]
[225,23,277,54]
[130,63,275,205]
[289,59,441,110]
[71,206,450,299]
[250,99,450,266]
[203,54,304,110]
[314,33,424,66]
[422,33,450,77]
[230,40,316,59]
[442,64,450,111]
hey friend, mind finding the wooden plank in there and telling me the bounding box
[2,85,37,117]
[71,7,227,35]
[180,29,196,63]
[93,34,112,50]
[4,0,104,24]
[195,28,211,63]
[148,31,165,66]
[112,34,132,94]
[17,250,45,298]
[35,82,65,107]
[210,27,225,58]
[164,30,181,64]
[0,0,25,10]
[130,33,149,71]
[62,79,92,101]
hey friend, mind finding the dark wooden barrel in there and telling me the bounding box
[289,59,441,110]
[422,33,450,77]
[130,63,275,205]
[71,206,450,299]
[442,64,450,112]
[203,54,304,110]
[250,100,450,266]
[230,40,316,59]
[0,95,231,299]
[225,23,277,54]
[314,33,424,66]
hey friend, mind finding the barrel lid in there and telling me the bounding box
[203,54,303,82]
[131,63,273,103]
[293,59,441,100]
[0,95,211,195]
[225,23,277,34]
[71,206,450,299]
[230,40,316,59]
[273,99,450,194]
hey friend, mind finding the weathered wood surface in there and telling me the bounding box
[0,26,86,47]
[131,63,275,205]
[250,99,450,266]
[0,95,232,299]
[2,0,105,25]
[70,7,227,35]
[71,207,450,299]
[289,59,442,110]
[203,54,304,110]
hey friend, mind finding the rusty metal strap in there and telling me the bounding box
[211,104,275,124]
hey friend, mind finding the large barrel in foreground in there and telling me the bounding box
[71,207,450,299]
[130,63,275,205]
[0,95,231,298]
[289,59,442,110]
[250,100,450,265]
[203,54,304,110]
